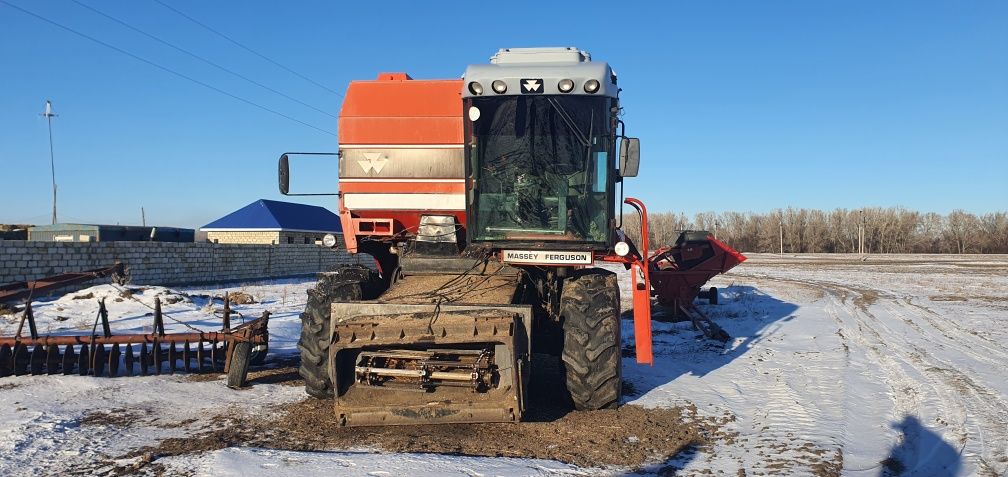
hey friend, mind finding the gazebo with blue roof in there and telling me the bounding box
[201,199,343,245]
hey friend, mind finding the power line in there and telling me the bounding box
[1,1,336,138]
[151,0,344,98]
[70,0,337,119]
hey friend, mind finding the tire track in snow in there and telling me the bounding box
[738,271,1007,475]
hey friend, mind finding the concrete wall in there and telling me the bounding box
[0,240,372,286]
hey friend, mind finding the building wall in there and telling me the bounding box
[205,231,281,245]
[205,231,342,246]
[0,240,372,286]
[279,231,330,245]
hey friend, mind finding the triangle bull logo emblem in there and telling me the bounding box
[357,152,387,174]
[521,78,543,94]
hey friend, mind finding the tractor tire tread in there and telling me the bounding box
[298,268,367,400]
[560,269,622,411]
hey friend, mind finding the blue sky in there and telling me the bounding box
[1,1,1005,229]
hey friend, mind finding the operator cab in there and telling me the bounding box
[462,47,623,251]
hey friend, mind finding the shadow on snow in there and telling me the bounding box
[619,284,800,400]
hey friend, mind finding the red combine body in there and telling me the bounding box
[335,73,464,253]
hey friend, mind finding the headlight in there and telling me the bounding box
[584,79,600,94]
[491,80,508,94]
[614,241,630,257]
[468,81,484,95]
[322,234,338,248]
[558,79,574,93]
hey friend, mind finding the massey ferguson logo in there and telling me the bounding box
[357,152,387,174]
[502,250,593,265]
[521,78,543,94]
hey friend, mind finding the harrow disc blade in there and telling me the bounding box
[78,344,89,376]
[139,342,149,376]
[109,344,121,377]
[210,340,219,372]
[0,344,12,377]
[62,345,77,375]
[152,340,162,375]
[30,345,45,375]
[13,343,29,376]
[46,345,61,375]
[92,345,106,377]
[124,344,135,377]
[183,341,192,373]
[196,341,205,374]
[168,342,178,374]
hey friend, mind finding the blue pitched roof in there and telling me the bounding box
[201,199,342,233]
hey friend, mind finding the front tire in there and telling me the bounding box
[560,269,622,410]
[298,268,367,399]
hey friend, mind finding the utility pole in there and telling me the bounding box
[779,219,784,254]
[141,207,146,227]
[858,209,865,255]
[41,100,58,224]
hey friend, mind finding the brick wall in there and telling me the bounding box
[0,240,373,286]
[204,231,342,246]
[204,231,280,245]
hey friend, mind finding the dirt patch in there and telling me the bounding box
[185,357,303,387]
[82,408,150,428]
[930,295,968,302]
[137,355,732,471]
[72,292,95,300]
[226,291,256,305]
[129,401,719,470]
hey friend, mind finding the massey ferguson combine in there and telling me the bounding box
[279,47,744,426]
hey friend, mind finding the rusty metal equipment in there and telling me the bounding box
[647,231,747,340]
[328,299,531,427]
[0,295,268,386]
[0,263,126,304]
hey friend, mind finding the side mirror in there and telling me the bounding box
[278,154,290,195]
[619,137,640,177]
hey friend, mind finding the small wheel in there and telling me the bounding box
[227,341,252,389]
[708,287,719,305]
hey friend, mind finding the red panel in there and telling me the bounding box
[352,210,467,236]
[340,182,466,194]
[339,76,463,145]
[338,117,462,145]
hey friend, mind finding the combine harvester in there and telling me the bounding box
[274,47,746,426]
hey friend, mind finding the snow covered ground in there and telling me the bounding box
[1,254,1006,476]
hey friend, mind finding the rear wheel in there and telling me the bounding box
[560,269,622,410]
[298,267,368,399]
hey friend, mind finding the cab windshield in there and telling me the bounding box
[467,95,612,244]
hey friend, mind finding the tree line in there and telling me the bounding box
[619,208,1008,254]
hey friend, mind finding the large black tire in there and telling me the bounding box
[298,268,367,399]
[560,269,622,410]
[227,341,251,389]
